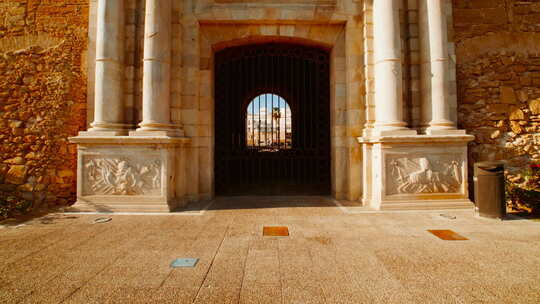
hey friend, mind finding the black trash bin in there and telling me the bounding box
[474,161,506,219]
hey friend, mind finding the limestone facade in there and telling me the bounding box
[1,0,538,213]
[64,0,478,212]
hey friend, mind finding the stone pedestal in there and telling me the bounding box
[358,134,475,210]
[68,136,190,212]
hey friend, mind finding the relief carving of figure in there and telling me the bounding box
[388,156,462,195]
[84,157,161,195]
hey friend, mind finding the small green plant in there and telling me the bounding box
[525,161,540,190]
[506,162,540,214]
[0,195,33,220]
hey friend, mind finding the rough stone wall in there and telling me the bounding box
[0,1,88,209]
[453,0,540,183]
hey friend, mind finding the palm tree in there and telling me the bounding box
[272,107,281,147]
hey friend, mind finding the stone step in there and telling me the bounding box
[380,200,474,211]
[65,201,171,213]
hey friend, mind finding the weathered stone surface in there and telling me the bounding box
[3,0,540,210]
[57,170,74,178]
[487,104,509,113]
[6,165,27,184]
[491,130,501,139]
[455,1,540,190]
[500,86,517,104]
[530,98,540,114]
[510,121,524,135]
[0,1,87,209]
[509,107,525,120]
[4,157,24,165]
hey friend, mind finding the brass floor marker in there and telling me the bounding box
[428,229,468,240]
[263,226,289,236]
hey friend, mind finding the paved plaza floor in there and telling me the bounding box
[1,197,539,303]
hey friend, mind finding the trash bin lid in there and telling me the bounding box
[474,161,505,172]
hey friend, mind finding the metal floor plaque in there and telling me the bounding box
[428,230,468,241]
[263,226,289,236]
[170,258,199,268]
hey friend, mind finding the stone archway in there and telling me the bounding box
[214,42,331,195]
[194,28,362,202]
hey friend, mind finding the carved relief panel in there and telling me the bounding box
[385,154,465,196]
[82,156,162,196]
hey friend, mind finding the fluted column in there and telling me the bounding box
[420,0,458,134]
[135,0,181,136]
[88,0,129,135]
[371,0,415,136]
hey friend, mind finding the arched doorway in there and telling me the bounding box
[214,43,331,195]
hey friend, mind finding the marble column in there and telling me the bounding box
[135,0,182,136]
[87,0,129,135]
[370,0,415,136]
[420,0,460,134]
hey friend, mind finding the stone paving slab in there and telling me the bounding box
[1,196,540,303]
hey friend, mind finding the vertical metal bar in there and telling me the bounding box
[251,100,254,149]
[295,52,300,184]
[284,55,289,181]
[279,96,282,150]
[253,96,261,148]
[272,93,275,149]
[283,97,286,150]
[312,61,316,182]
[302,54,306,184]
[314,61,319,152]
[233,56,242,185]
[270,53,275,181]
[270,55,274,149]
[310,59,314,183]
[229,60,234,183]
[313,60,319,184]
[310,61,314,151]
[242,51,249,183]
[252,95,255,148]
[264,51,268,149]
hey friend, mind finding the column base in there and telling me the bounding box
[363,128,418,137]
[358,133,475,211]
[134,123,184,137]
[425,129,467,135]
[130,129,184,137]
[85,122,132,136]
[79,130,129,136]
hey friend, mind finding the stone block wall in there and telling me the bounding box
[0,1,88,210]
[453,0,540,184]
[2,0,540,211]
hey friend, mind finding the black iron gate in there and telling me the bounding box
[214,43,330,195]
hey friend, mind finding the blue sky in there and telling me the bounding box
[247,93,290,115]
